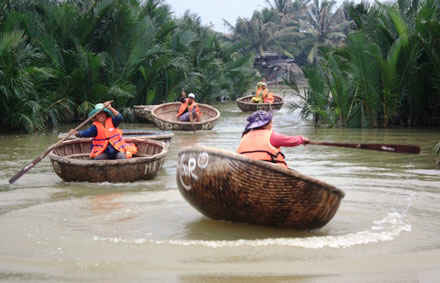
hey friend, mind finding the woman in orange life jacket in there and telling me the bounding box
[176,93,201,122]
[261,82,275,104]
[237,110,309,168]
[69,101,137,160]
[251,81,265,103]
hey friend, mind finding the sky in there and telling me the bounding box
[164,0,368,33]
[164,0,268,33]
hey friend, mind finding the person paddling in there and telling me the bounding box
[237,110,309,168]
[70,101,137,160]
[176,93,201,122]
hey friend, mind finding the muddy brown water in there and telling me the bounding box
[0,102,440,283]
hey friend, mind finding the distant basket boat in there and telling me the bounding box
[49,138,167,183]
[133,105,156,123]
[177,146,344,229]
[151,102,220,131]
[57,129,174,145]
[236,95,284,112]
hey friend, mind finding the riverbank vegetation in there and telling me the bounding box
[228,0,439,128]
[296,0,440,128]
[0,0,256,132]
[1,0,439,132]
[435,142,440,166]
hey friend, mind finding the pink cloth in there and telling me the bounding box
[270,131,304,148]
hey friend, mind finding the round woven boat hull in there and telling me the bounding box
[134,105,156,123]
[58,129,173,145]
[151,102,220,131]
[49,138,167,183]
[236,95,284,112]
[176,146,344,229]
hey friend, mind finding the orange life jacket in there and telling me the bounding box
[177,100,201,117]
[237,128,287,168]
[90,118,138,159]
[263,92,274,104]
[255,87,264,99]
[177,98,189,117]
[188,102,200,114]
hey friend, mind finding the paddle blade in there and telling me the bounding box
[8,156,43,184]
[309,142,421,154]
[360,143,421,154]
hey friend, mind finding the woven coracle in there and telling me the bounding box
[49,138,167,182]
[58,129,174,145]
[133,105,156,123]
[236,95,284,112]
[176,145,345,229]
[151,102,220,131]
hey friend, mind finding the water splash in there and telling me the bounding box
[93,211,411,249]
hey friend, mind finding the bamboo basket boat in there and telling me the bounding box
[49,138,167,183]
[236,95,284,112]
[177,145,345,229]
[133,105,156,123]
[57,129,174,145]
[151,102,220,131]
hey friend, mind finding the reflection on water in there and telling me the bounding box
[90,193,124,214]
[0,101,440,282]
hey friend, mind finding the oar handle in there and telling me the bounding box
[8,101,113,184]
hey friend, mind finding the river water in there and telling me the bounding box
[0,101,440,283]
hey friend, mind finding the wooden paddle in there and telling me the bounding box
[8,101,113,184]
[308,141,421,154]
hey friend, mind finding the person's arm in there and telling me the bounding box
[270,131,308,148]
[74,125,97,138]
[104,101,119,116]
[112,113,123,128]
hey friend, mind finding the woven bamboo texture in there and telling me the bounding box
[49,138,167,182]
[236,95,284,112]
[58,129,173,145]
[134,105,156,123]
[176,145,345,229]
[151,102,220,131]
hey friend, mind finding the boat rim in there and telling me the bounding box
[236,95,284,105]
[151,102,221,125]
[178,145,345,198]
[49,138,168,167]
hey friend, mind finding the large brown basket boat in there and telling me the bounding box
[49,138,167,183]
[58,129,174,145]
[151,102,220,131]
[133,105,156,123]
[177,146,345,229]
[236,95,284,112]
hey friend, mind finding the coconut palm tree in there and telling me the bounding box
[299,0,351,64]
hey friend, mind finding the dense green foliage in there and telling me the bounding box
[225,0,351,65]
[291,0,440,128]
[0,0,256,132]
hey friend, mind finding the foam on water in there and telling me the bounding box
[93,211,412,249]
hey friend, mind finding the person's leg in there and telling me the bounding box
[93,152,110,160]
[191,109,200,122]
[115,152,127,159]
[178,112,190,121]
